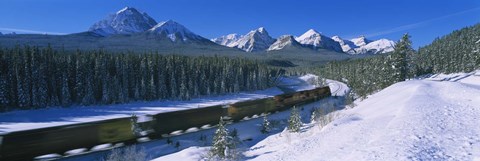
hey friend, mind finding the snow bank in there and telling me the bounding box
[151,147,209,161]
[245,71,480,161]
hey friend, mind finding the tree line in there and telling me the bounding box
[0,46,284,111]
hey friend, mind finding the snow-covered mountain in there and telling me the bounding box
[355,38,395,54]
[89,7,157,36]
[295,29,343,52]
[331,36,357,54]
[147,20,206,42]
[211,34,242,47]
[267,35,303,51]
[213,27,276,52]
[332,36,396,54]
[350,36,372,47]
[233,27,276,52]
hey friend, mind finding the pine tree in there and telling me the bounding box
[345,90,356,108]
[228,128,241,160]
[210,117,230,159]
[261,115,271,134]
[287,106,302,133]
[60,72,71,106]
[392,33,414,81]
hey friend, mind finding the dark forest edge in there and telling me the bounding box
[0,46,285,112]
[312,23,480,99]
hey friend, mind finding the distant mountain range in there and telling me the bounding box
[0,7,396,56]
[213,28,396,54]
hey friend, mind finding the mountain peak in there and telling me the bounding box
[211,33,242,47]
[251,27,270,36]
[305,29,320,35]
[354,38,395,54]
[257,27,266,32]
[224,27,275,52]
[296,29,342,52]
[351,36,372,46]
[89,7,157,36]
[148,20,204,42]
[332,36,396,54]
[267,35,302,51]
[117,7,137,14]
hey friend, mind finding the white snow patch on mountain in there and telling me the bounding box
[211,33,242,47]
[350,36,372,46]
[267,35,302,51]
[354,38,396,54]
[332,35,357,54]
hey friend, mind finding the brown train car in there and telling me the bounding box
[150,105,225,137]
[274,86,331,109]
[227,98,276,121]
[0,117,135,161]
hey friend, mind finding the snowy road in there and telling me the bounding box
[246,71,480,161]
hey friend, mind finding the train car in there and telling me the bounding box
[150,105,225,137]
[0,117,135,161]
[274,86,331,109]
[227,98,276,121]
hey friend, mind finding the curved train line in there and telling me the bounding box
[0,87,331,161]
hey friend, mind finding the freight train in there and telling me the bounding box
[0,86,331,161]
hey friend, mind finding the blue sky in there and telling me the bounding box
[0,0,479,48]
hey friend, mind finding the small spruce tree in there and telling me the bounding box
[345,90,356,108]
[287,106,302,133]
[261,115,271,134]
[210,117,230,159]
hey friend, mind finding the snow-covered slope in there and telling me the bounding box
[332,36,357,54]
[230,27,276,52]
[295,29,343,52]
[246,71,480,161]
[332,35,396,54]
[89,7,157,36]
[211,34,242,47]
[147,20,206,42]
[267,35,303,51]
[350,36,372,47]
[354,38,396,54]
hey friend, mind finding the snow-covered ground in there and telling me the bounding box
[244,70,480,161]
[152,71,480,161]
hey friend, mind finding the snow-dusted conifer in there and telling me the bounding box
[211,117,230,159]
[287,106,302,132]
[261,115,271,133]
